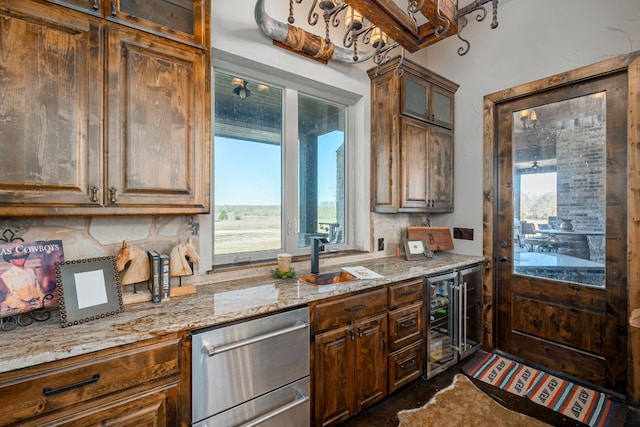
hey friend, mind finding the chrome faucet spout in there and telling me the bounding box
[310,237,329,274]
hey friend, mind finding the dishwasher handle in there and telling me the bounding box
[237,388,310,427]
[205,322,309,356]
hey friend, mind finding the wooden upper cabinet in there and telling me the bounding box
[0,0,210,215]
[0,2,102,214]
[369,57,458,214]
[105,27,209,212]
[106,0,206,47]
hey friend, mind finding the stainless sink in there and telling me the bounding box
[299,271,357,286]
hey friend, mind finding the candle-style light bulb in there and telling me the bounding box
[344,6,363,31]
[371,28,387,48]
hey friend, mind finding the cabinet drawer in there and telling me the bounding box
[314,288,387,333]
[389,301,424,352]
[0,338,180,426]
[388,278,424,309]
[388,340,424,393]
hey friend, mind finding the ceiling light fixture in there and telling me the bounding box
[255,0,500,69]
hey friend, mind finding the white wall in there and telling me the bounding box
[209,0,640,259]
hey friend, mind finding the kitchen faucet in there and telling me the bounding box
[310,236,329,274]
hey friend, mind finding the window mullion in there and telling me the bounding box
[283,87,302,255]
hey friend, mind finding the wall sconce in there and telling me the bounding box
[232,78,251,99]
[519,109,538,129]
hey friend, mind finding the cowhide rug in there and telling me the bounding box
[397,374,551,427]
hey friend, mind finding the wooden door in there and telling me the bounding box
[354,313,387,412]
[495,72,628,393]
[426,125,454,212]
[314,325,354,427]
[0,1,102,215]
[105,26,209,213]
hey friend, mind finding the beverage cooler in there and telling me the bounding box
[424,264,483,378]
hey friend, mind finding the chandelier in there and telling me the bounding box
[255,0,500,68]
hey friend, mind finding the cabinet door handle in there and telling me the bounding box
[89,186,99,203]
[108,187,118,204]
[400,288,417,296]
[400,319,417,329]
[345,304,366,313]
[348,325,355,341]
[357,324,363,338]
[110,1,118,16]
[92,0,99,10]
[399,358,416,370]
[43,374,100,396]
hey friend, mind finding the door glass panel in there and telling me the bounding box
[512,92,606,287]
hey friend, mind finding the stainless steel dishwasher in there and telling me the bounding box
[191,306,310,427]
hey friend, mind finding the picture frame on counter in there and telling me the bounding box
[55,256,124,328]
[403,238,432,260]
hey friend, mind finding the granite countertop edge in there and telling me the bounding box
[0,253,483,374]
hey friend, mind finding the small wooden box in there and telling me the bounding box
[407,227,454,252]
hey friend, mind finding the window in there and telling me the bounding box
[213,70,350,265]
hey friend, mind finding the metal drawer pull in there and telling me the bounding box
[43,373,100,396]
[206,323,308,356]
[400,319,417,328]
[345,304,366,312]
[238,390,310,427]
[400,288,417,296]
[400,358,416,370]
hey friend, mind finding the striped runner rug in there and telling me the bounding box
[462,351,625,427]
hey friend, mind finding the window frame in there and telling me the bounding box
[211,59,359,267]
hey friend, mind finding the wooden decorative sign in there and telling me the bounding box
[407,227,454,252]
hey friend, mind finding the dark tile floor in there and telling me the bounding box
[339,366,640,427]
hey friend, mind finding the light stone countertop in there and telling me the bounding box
[0,253,483,374]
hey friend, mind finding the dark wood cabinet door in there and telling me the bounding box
[105,26,209,213]
[399,117,429,211]
[370,72,399,213]
[0,2,102,215]
[426,125,454,212]
[314,326,354,427]
[354,313,388,412]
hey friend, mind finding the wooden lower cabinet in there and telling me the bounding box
[312,289,388,427]
[0,335,183,426]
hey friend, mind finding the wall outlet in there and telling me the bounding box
[377,238,385,251]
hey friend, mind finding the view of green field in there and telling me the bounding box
[214,204,339,254]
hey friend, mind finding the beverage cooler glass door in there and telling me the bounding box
[459,264,483,359]
[425,271,458,378]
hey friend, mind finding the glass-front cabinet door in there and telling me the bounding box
[107,0,203,46]
[400,73,454,129]
[401,73,429,122]
[430,85,454,129]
